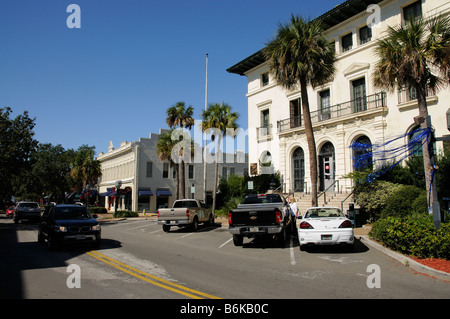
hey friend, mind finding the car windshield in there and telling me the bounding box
[19,203,39,208]
[242,194,283,204]
[54,207,92,220]
[305,208,344,218]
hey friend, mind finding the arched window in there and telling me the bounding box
[352,135,372,171]
[292,147,305,192]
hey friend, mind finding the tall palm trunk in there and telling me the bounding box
[211,134,221,215]
[175,163,180,199]
[300,80,318,207]
[416,84,436,215]
[180,160,186,198]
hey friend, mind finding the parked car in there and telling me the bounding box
[157,199,212,232]
[13,201,41,223]
[6,206,14,217]
[38,204,101,249]
[298,207,354,251]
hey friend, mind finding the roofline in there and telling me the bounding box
[226,0,384,76]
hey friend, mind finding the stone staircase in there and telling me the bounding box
[290,192,356,214]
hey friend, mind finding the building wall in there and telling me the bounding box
[97,129,248,213]
[244,0,450,194]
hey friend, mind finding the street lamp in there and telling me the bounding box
[114,180,122,218]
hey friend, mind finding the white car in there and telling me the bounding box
[298,207,354,251]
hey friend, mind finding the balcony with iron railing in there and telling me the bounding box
[256,124,273,141]
[277,92,387,134]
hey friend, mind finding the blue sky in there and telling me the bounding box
[0,0,343,155]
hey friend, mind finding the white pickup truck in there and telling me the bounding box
[157,199,213,232]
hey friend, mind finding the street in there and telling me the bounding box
[1,215,449,300]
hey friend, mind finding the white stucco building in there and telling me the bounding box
[227,0,450,196]
[96,129,248,213]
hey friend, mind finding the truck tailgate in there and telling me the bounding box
[230,207,279,226]
[158,208,188,221]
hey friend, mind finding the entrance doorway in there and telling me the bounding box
[319,142,335,191]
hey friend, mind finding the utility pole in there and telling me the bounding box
[203,53,208,206]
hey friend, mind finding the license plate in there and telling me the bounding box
[249,227,259,232]
[321,234,332,240]
[170,221,177,225]
[76,234,85,240]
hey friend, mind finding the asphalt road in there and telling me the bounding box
[1,215,449,301]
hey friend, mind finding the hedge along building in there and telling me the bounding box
[96,128,248,213]
[227,0,450,196]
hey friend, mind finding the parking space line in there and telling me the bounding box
[219,238,233,248]
[126,223,157,232]
[290,238,296,265]
[177,232,195,240]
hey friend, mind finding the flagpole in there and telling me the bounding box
[203,53,208,205]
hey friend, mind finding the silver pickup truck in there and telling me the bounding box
[157,199,213,232]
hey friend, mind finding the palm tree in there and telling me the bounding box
[265,15,336,206]
[70,145,102,204]
[165,102,195,198]
[373,14,450,225]
[201,102,239,215]
[156,129,179,199]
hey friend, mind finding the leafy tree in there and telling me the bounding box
[0,107,38,204]
[32,143,75,203]
[265,15,336,206]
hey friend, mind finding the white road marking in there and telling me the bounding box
[219,238,233,248]
[177,232,195,240]
[290,238,296,265]
[126,223,157,231]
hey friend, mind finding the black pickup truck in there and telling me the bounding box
[228,193,292,246]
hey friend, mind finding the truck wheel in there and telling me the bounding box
[37,228,45,244]
[162,225,171,232]
[191,217,198,232]
[276,226,287,246]
[47,234,59,250]
[233,234,243,246]
[207,214,215,226]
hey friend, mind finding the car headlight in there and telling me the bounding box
[54,226,67,232]
[92,225,101,231]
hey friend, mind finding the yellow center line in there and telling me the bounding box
[86,250,221,299]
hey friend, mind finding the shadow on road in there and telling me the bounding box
[0,216,121,299]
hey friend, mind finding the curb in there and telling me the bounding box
[359,235,450,282]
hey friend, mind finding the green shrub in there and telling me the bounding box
[411,191,428,215]
[370,215,449,259]
[115,210,139,218]
[381,185,425,219]
[354,181,401,220]
[89,207,108,215]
